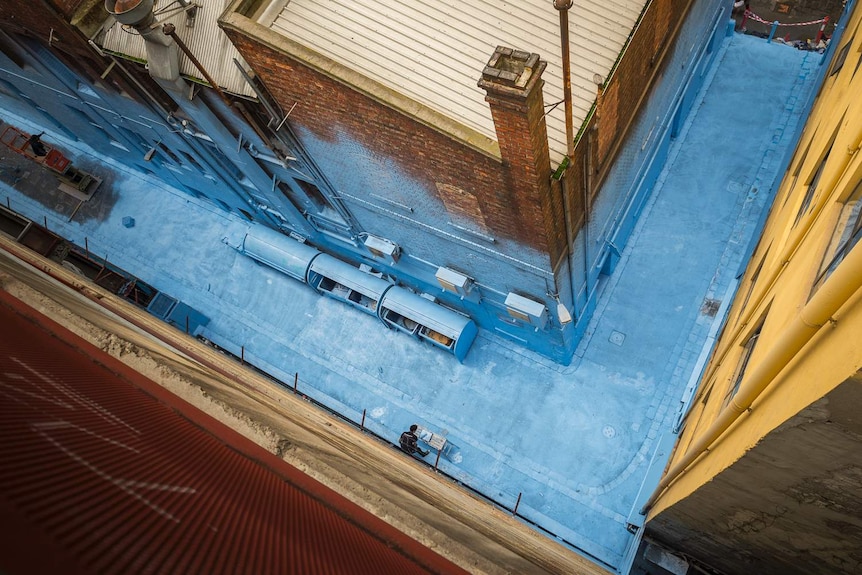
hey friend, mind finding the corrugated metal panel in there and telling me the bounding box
[100,0,256,97]
[0,291,468,575]
[241,224,321,282]
[267,0,646,164]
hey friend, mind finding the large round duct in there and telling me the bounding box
[105,0,155,28]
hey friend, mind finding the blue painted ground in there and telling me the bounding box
[0,33,819,571]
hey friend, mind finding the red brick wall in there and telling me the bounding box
[483,69,564,265]
[223,29,565,263]
[572,0,694,209]
[558,0,693,230]
[0,1,87,54]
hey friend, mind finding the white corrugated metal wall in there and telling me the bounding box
[266,0,647,164]
[101,0,256,98]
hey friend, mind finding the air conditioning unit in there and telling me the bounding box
[435,267,473,296]
[363,235,400,264]
[504,292,547,328]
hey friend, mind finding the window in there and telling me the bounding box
[277,179,347,225]
[180,150,205,171]
[830,38,854,77]
[296,179,328,210]
[184,185,207,200]
[738,247,769,318]
[11,35,84,93]
[64,105,110,143]
[723,320,764,408]
[783,135,814,207]
[811,184,862,295]
[201,140,243,180]
[0,30,28,68]
[0,77,20,99]
[158,142,182,164]
[115,126,145,153]
[18,99,76,140]
[794,149,829,226]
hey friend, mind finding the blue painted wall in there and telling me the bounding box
[565,0,730,353]
[0,1,734,364]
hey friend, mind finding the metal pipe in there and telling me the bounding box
[162,23,231,106]
[767,20,779,43]
[554,0,575,161]
[584,124,595,300]
[642,240,862,514]
[554,0,578,320]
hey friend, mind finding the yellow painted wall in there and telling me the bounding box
[648,3,862,518]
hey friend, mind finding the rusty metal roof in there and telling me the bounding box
[0,290,467,575]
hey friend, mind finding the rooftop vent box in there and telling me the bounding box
[364,235,400,264]
[505,292,547,328]
[435,267,473,296]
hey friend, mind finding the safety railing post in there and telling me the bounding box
[767,20,779,43]
[815,16,829,43]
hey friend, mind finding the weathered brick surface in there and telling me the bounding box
[436,183,489,232]
[224,30,559,261]
[570,0,694,216]
[223,3,695,277]
[0,1,90,59]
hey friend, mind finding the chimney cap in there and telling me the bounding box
[479,46,543,91]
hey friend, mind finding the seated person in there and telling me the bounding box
[399,424,430,457]
[28,133,48,157]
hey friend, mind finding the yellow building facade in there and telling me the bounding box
[643,5,862,575]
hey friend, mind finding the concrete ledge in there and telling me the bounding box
[0,234,609,575]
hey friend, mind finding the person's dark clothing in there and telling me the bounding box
[399,430,429,457]
[28,133,47,157]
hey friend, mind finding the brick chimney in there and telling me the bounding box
[478,47,560,259]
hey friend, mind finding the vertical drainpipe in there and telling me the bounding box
[584,125,592,303]
[554,0,575,163]
[554,0,580,317]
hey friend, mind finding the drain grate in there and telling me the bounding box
[701,298,721,317]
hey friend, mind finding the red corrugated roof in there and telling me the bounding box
[0,290,467,575]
